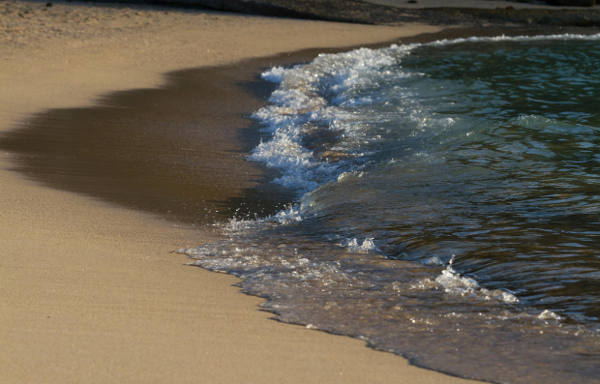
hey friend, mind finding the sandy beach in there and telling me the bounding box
[0,1,491,383]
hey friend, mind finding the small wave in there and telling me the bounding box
[183,33,600,384]
[249,44,419,194]
[428,32,600,47]
[433,256,519,304]
[251,32,600,200]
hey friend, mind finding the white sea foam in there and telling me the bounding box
[343,237,377,253]
[434,256,519,304]
[249,43,420,194]
[427,33,600,48]
[252,33,600,198]
[270,205,304,225]
[539,309,563,321]
[261,66,287,82]
[435,262,480,293]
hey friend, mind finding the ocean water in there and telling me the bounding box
[183,34,600,383]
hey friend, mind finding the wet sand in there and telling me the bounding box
[1,61,294,225]
[0,1,490,383]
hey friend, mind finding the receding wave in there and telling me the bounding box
[183,34,600,383]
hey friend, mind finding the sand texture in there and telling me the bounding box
[0,1,488,383]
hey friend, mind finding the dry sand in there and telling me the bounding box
[0,1,483,382]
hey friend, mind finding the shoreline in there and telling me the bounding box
[3,1,597,382]
[0,1,486,383]
[3,24,591,226]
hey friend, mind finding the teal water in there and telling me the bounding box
[185,35,600,383]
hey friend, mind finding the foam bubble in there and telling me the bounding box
[343,237,377,253]
[261,66,287,83]
[270,205,303,225]
[539,309,563,321]
[434,256,519,304]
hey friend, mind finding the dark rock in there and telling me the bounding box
[547,0,596,6]
[82,0,600,27]
[160,0,409,24]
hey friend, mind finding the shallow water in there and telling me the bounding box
[184,34,600,383]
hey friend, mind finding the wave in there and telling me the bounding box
[182,33,600,384]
